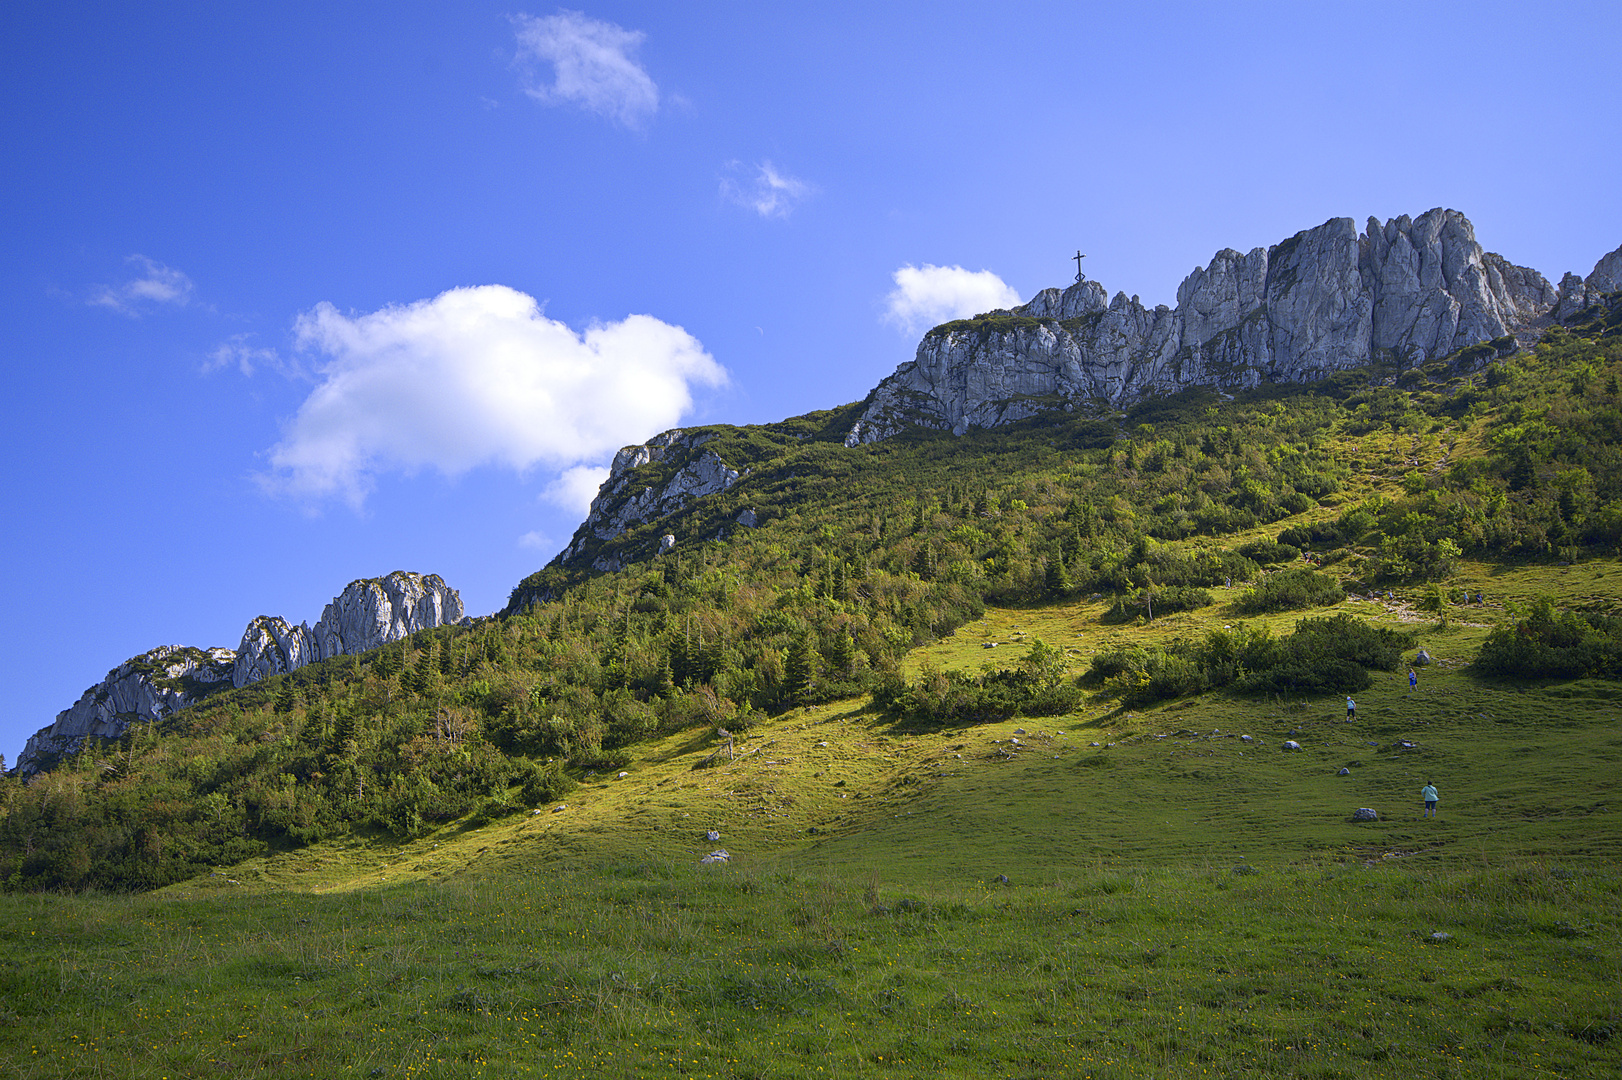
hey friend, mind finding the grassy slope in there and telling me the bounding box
[3,558,1618,1079]
[4,303,1620,1076]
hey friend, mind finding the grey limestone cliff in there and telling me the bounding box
[847,210,1618,444]
[15,646,235,777]
[231,571,465,687]
[554,429,741,567]
[14,570,466,778]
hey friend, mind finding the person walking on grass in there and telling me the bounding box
[1421,780,1439,819]
[1346,695,1356,720]
[1409,668,1418,692]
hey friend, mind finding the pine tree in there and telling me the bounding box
[783,633,816,701]
[1045,552,1072,597]
[823,627,857,675]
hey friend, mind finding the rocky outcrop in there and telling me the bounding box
[848,210,1611,444]
[232,571,465,687]
[15,646,236,777]
[556,429,741,560]
[1554,242,1622,320]
[13,571,466,779]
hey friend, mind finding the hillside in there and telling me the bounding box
[1,573,1618,1078]
[0,285,1619,1079]
[2,292,1620,892]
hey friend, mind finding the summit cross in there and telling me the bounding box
[1072,250,1087,283]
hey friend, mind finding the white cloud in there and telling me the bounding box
[90,255,194,315]
[512,10,658,127]
[720,160,813,218]
[518,530,553,551]
[544,463,611,515]
[883,263,1021,335]
[263,285,726,508]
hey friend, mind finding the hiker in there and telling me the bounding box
[1409,668,1418,692]
[1346,695,1356,720]
[1421,780,1439,819]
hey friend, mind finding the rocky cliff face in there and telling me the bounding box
[232,571,465,687]
[14,571,466,778]
[15,646,235,778]
[848,210,1618,444]
[554,429,741,568]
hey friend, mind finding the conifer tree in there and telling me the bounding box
[782,632,816,701]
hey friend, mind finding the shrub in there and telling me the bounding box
[1235,568,1345,613]
[1102,585,1213,623]
[1475,598,1622,679]
[1237,539,1301,564]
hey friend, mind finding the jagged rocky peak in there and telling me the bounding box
[232,571,465,687]
[15,645,235,778]
[846,209,1616,445]
[555,428,741,566]
[13,571,467,780]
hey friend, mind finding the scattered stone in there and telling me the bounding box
[1353,808,1379,821]
[657,533,677,555]
[1090,742,1101,747]
[700,849,729,865]
[1397,740,1418,750]
[1014,728,1027,735]
[735,508,758,528]
[1240,735,1254,744]
[816,741,829,748]
[1430,931,1452,941]
[1414,648,1432,666]
[531,808,543,816]
[552,804,567,813]
[1283,740,1302,751]
[1338,767,1351,776]
[705,830,721,842]
[994,874,1010,884]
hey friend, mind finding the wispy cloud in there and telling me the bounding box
[512,9,658,128]
[89,255,194,315]
[204,334,301,378]
[518,530,553,551]
[262,285,726,508]
[720,160,813,219]
[883,264,1021,335]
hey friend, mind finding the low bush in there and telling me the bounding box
[1084,614,1410,705]
[1475,598,1622,679]
[1235,567,1345,613]
[1238,539,1301,565]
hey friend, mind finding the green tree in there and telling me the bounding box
[783,633,816,702]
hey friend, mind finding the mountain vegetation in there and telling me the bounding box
[0,295,1619,1079]
[2,295,1619,894]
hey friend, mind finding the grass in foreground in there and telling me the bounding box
[1,860,1617,1079]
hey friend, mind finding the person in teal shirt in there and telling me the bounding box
[1421,781,1439,819]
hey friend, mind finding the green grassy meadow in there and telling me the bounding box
[3,559,1619,1079]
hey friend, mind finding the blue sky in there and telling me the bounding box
[4,0,1619,764]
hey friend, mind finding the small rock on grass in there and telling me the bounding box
[1353,808,1378,821]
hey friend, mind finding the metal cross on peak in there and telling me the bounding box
[1072,250,1087,283]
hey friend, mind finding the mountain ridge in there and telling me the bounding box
[13,570,467,778]
[848,208,1620,442]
